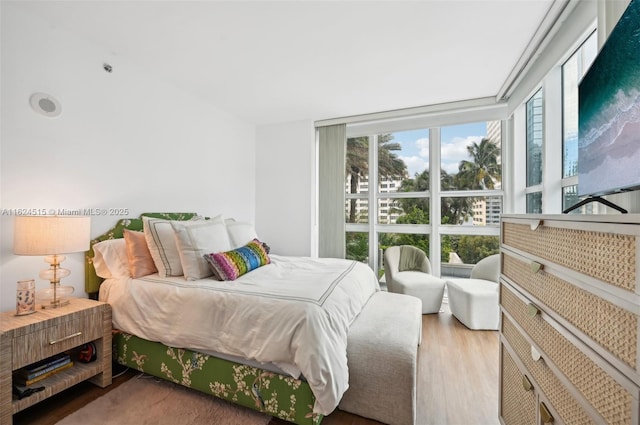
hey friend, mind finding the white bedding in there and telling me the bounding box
[99,254,380,415]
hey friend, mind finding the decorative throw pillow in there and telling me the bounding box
[143,216,205,277]
[226,222,259,249]
[204,239,270,281]
[172,219,231,281]
[92,238,130,279]
[123,229,157,278]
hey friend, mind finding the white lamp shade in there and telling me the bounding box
[13,216,91,255]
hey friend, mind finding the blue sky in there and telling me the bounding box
[390,122,488,177]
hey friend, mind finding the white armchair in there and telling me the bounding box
[383,245,446,314]
[445,254,500,330]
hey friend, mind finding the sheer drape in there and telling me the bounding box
[318,124,346,258]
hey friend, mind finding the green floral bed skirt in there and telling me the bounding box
[113,331,322,425]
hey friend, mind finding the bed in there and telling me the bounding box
[86,213,381,425]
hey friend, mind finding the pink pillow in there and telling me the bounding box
[123,229,157,278]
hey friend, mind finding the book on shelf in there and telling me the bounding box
[19,353,71,380]
[20,352,70,375]
[20,357,72,381]
[15,360,74,386]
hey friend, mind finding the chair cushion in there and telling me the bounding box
[446,278,498,295]
[394,271,446,289]
[398,246,426,272]
[391,271,446,314]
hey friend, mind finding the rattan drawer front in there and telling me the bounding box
[501,344,537,425]
[502,221,636,293]
[502,315,597,425]
[502,253,638,371]
[502,284,635,425]
[12,312,101,369]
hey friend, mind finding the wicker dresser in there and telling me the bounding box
[499,214,640,425]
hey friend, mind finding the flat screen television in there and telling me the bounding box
[578,0,640,198]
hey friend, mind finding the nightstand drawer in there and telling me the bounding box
[502,314,597,425]
[502,252,639,373]
[502,219,637,293]
[501,283,637,425]
[11,311,102,369]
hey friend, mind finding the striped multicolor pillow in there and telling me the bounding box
[204,239,270,281]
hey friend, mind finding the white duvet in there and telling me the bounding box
[99,254,380,415]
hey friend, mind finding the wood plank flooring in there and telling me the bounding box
[13,303,499,425]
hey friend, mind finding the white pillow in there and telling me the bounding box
[226,222,259,249]
[92,238,129,279]
[143,216,198,277]
[172,218,231,281]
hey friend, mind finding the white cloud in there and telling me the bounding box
[442,160,460,174]
[440,135,482,174]
[400,155,428,177]
[415,137,429,158]
[398,135,485,177]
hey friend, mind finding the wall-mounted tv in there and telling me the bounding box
[578,0,640,198]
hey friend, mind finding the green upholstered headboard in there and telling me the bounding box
[85,212,199,295]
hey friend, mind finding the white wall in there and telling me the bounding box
[255,120,315,256]
[0,4,256,311]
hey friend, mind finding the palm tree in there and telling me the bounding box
[398,169,472,225]
[456,138,501,190]
[346,134,406,223]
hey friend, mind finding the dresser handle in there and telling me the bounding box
[49,332,82,345]
[531,345,542,361]
[527,303,541,317]
[530,261,543,274]
[530,220,543,231]
[522,375,533,391]
[540,402,554,423]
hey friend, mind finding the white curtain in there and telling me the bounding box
[318,124,346,258]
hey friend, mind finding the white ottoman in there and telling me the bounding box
[445,278,499,330]
[340,291,422,425]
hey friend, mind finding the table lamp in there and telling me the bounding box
[13,215,90,308]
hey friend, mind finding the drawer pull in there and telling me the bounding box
[530,220,543,231]
[540,402,554,423]
[531,345,542,361]
[49,332,82,345]
[522,375,533,391]
[527,303,541,317]
[530,261,543,274]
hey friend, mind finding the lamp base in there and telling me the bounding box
[37,285,74,309]
[41,298,70,309]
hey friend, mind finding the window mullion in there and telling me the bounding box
[369,134,379,273]
[430,127,441,277]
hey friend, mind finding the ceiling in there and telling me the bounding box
[13,1,556,126]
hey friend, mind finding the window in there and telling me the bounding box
[441,122,502,191]
[526,192,542,214]
[562,31,597,211]
[345,136,369,224]
[526,89,543,213]
[345,122,502,278]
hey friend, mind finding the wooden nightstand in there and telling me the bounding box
[0,298,112,425]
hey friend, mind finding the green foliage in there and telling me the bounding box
[346,233,368,262]
[395,205,429,225]
[456,235,500,264]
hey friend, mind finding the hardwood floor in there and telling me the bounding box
[13,303,499,425]
[417,304,499,425]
